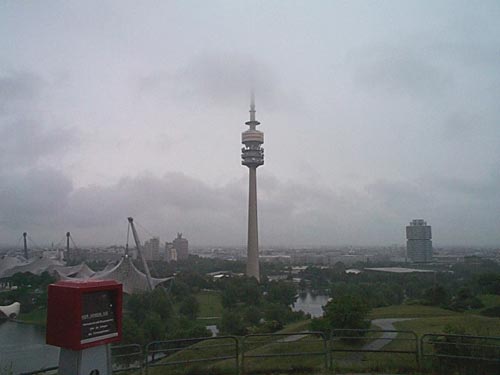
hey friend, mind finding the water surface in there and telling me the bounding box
[292,292,329,318]
[0,320,59,374]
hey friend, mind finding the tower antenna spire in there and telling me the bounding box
[250,91,256,122]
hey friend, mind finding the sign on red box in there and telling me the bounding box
[46,280,122,350]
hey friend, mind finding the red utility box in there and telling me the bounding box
[46,280,122,350]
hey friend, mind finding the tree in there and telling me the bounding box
[476,273,500,295]
[423,285,449,306]
[175,271,210,292]
[239,277,262,305]
[143,312,166,341]
[243,305,261,326]
[218,310,246,336]
[221,284,238,308]
[220,277,262,307]
[122,316,145,344]
[318,294,370,334]
[170,280,191,301]
[179,295,200,320]
[126,293,150,322]
[263,303,290,328]
[151,288,173,320]
[265,281,297,306]
[449,287,483,311]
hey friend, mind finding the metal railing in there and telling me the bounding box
[145,336,239,375]
[19,366,58,375]
[18,330,500,375]
[421,333,500,362]
[330,328,419,368]
[111,344,143,373]
[241,331,328,374]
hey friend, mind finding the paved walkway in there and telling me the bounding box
[278,333,309,342]
[334,318,414,364]
[276,318,413,347]
[363,318,413,351]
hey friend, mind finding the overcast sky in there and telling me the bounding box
[1,1,499,248]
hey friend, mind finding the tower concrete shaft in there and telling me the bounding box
[247,167,259,280]
[66,232,71,262]
[23,232,28,259]
[241,94,264,281]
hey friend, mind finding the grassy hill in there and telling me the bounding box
[144,301,500,375]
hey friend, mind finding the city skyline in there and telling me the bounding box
[1,2,500,247]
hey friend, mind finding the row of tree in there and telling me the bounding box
[0,271,55,313]
[217,277,304,335]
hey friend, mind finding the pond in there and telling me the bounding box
[292,292,329,318]
[0,320,59,374]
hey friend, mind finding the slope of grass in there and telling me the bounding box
[370,304,458,319]
[142,304,500,375]
[146,319,316,375]
[17,307,47,325]
[393,313,500,336]
[195,290,223,318]
[479,294,500,307]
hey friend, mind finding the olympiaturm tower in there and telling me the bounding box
[241,94,264,281]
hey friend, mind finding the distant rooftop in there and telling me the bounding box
[345,268,362,274]
[364,267,435,273]
[409,219,428,226]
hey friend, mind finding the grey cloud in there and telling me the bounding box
[64,172,246,235]
[442,110,499,143]
[136,53,282,108]
[431,42,500,70]
[0,119,75,169]
[431,173,500,202]
[354,49,453,98]
[366,179,432,214]
[442,111,481,140]
[0,71,77,170]
[0,168,73,228]
[65,173,374,246]
[0,170,245,245]
[179,53,278,103]
[1,167,499,246]
[363,174,500,245]
[0,72,43,115]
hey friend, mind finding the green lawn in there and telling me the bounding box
[195,290,223,318]
[370,304,458,319]
[393,313,500,336]
[146,319,318,375]
[135,304,500,375]
[18,307,47,325]
[478,294,500,309]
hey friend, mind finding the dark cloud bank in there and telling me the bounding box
[1,167,499,247]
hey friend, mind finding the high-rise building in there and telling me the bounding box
[406,219,433,263]
[173,233,188,260]
[144,237,160,261]
[241,94,264,281]
[164,242,178,262]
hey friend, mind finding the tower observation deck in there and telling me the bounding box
[241,95,264,168]
[242,94,263,281]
